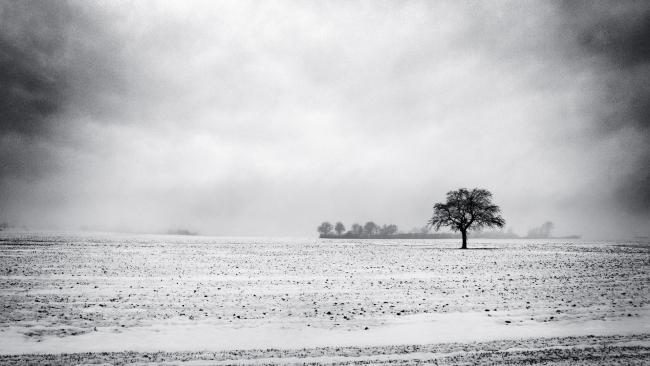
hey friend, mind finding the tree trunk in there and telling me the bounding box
[461,230,467,249]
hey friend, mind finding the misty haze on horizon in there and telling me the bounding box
[1,1,649,239]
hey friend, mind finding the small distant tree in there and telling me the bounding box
[334,222,346,236]
[526,227,540,238]
[409,226,430,234]
[379,224,388,236]
[428,188,505,249]
[540,221,554,238]
[389,224,399,235]
[527,221,554,238]
[364,221,378,236]
[379,224,398,236]
[351,223,363,236]
[317,222,333,237]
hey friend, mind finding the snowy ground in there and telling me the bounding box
[0,232,648,364]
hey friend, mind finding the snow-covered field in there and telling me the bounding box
[0,232,648,364]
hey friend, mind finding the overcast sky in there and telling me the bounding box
[1,0,648,238]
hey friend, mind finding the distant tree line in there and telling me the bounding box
[318,221,482,239]
[524,221,580,239]
[166,229,198,236]
[317,219,579,240]
[317,221,401,238]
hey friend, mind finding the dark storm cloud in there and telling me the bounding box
[0,1,70,137]
[561,1,650,215]
[0,1,124,182]
[578,6,650,69]
[571,1,650,132]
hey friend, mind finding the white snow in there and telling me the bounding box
[1,311,649,355]
[1,232,648,357]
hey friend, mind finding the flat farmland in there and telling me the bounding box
[0,232,648,364]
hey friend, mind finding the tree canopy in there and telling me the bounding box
[317,222,333,236]
[334,222,346,235]
[428,188,505,248]
[363,221,378,236]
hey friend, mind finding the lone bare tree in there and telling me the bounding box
[428,188,505,249]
